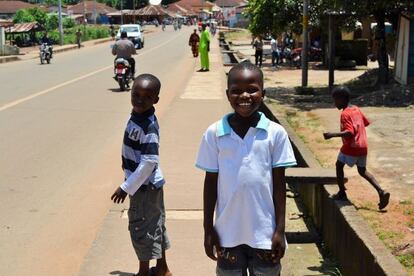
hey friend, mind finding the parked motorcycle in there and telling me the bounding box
[113,58,132,91]
[39,43,52,64]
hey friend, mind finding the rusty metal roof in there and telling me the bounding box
[6,22,40,33]
[67,1,118,15]
[0,0,37,14]
[166,3,197,16]
[133,5,173,16]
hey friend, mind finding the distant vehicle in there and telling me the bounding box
[39,43,52,64]
[116,24,144,49]
[206,19,217,27]
[113,58,133,91]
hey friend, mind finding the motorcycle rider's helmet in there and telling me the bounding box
[121,31,128,39]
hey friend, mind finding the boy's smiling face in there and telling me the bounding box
[131,79,159,114]
[227,69,264,118]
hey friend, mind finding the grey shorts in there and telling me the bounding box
[128,185,170,261]
[338,152,367,168]
[216,245,281,276]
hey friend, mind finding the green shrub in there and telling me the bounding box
[46,14,59,31]
[63,17,76,29]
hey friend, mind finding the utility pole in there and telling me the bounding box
[328,14,335,92]
[83,0,86,36]
[93,0,97,24]
[58,0,63,45]
[121,0,124,25]
[133,0,136,24]
[301,0,309,87]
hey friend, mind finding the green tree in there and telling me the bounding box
[337,0,414,85]
[13,7,48,28]
[46,14,59,30]
[28,7,48,27]
[13,9,35,23]
[63,17,76,28]
[244,0,302,36]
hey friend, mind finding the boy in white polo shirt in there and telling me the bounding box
[196,63,297,275]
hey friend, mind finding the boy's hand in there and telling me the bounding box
[271,231,286,261]
[111,187,127,204]
[323,132,333,140]
[204,228,220,261]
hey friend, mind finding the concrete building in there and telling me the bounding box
[0,0,37,19]
[395,12,414,85]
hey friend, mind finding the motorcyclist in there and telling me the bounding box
[40,32,53,58]
[112,31,136,78]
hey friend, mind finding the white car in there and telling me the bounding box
[116,24,144,49]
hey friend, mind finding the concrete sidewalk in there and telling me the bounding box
[77,37,333,276]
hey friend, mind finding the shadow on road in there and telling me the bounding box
[108,88,129,93]
[109,270,135,276]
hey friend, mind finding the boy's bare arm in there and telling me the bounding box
[323,131,352,140]
[203,172,220,261]
[272,167,286,260]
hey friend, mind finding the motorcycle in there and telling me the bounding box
[113,58,132,91]
[39,43,52,64]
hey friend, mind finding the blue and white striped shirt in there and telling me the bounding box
[120,107,165,195]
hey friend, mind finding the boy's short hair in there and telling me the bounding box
[332,86,350,100]
[227,62,264,88]
[133,74,161,95]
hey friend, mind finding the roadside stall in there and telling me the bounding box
[5,22,42,47]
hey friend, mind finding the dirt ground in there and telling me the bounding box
[225,28,414,273]
[266,83,414,274]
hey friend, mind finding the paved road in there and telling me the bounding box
[0,27,195,276]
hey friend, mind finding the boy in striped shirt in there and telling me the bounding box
[111,74,171,276]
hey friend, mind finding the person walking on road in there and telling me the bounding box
[110,24,116,40]
[76,29,82,48]
[189,29,200,58]
[198,23,210,72]
[196,63,297,275]
[323,86,390,210]
[111,74,172,276]
[252,35,264,67]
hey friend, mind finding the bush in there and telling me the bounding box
[13,9,35,24]
[46,14,59,31]
[63,17,76,29]
[36,25,111,45]
[13,7,48,28]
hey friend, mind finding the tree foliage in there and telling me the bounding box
[13,7,47,27]
[46,13,59,30]
[245,0,414,85]
[63,17,76,28]
[13,9,36,23]
[245,0,302,36]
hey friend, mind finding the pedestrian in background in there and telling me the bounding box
[252,35,263,67]
[196,63,296,275]
[271,36,280,67]
[110,24,115,40]
[198,23,210,72]
[111,74,172,276]
[76,29,82,49]
[189,29,200,58]
[323,86,390,210]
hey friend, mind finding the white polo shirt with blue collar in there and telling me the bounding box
[196,112,297,250]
